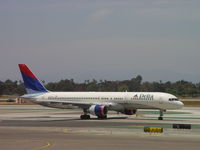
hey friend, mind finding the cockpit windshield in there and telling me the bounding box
[169,98,179,101]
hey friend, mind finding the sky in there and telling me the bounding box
[0,0,200,83]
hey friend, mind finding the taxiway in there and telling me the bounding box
[0,105,200,150]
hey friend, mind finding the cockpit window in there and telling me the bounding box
[169,98,179,101]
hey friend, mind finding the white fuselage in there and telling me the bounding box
[22,92,184,112]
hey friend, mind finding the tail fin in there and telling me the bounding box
[18,64,48,94]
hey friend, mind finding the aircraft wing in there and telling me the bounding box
[36,99,113,109]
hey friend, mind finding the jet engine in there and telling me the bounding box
[89,105,108,118]
[121,109,137,115]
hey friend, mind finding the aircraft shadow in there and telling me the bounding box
[41,116,128,122]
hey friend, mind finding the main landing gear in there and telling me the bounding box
[97,115,107,119]
[158,110,166,120]
[80,108,90,120]
[80,114,90,119]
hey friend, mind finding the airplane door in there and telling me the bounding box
[159,95,163,104]
[124,93,130,104]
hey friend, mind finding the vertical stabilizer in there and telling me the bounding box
[18,64,48,94]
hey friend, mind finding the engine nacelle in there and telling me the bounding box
[89,105,108,117]
[121,109,137,115]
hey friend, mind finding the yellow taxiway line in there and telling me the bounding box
[30,141,52,150]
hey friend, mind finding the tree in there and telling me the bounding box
[1,76,200,97]
[86,79,98,91]
[129,75,142,91]
[0,81,5,96]
[117,84,129,91]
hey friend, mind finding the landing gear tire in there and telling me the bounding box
[98,115,107,119]
[80,115,90,120]
[158,110,165,120]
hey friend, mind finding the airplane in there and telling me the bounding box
[18,64,184,120]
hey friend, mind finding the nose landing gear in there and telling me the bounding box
[158,110,165,120]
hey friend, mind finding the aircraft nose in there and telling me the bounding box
[178,101,184,108]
